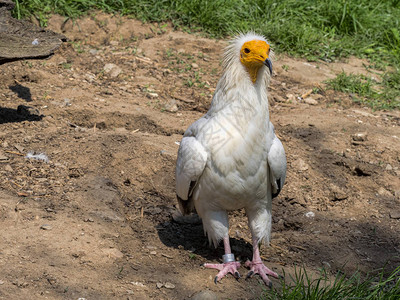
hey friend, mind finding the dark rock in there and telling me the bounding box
[17,105,41,117]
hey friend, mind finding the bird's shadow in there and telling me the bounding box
[156,214,253,262]
[0,106,43,124]
[9,83,32,102]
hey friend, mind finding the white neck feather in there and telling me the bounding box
[208,32,272,121]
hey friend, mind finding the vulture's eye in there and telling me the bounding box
[244,48,250,53]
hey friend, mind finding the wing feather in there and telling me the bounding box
[267,126,287,198]
[175,136,207,214]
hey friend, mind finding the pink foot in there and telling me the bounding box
[245,260,279,287]
[204,261,241,283]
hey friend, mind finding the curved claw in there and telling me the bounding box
[205,261,241,284]
[246,270,254,280]
[245,260,278,286]
[234,271,241,280]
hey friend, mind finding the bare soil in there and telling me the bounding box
[0,13,399,300]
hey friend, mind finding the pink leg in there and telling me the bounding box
[204,236,241,283]
[245,237,279,287]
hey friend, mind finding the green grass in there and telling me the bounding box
[324,71,400,110]
[12,0,400,63]
[11,0,400,110]
[263,266,400,300]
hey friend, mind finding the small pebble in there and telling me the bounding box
[156,282,163,289]
[389,211,400,219]
[103,63,122,78]
[131,281,146,288]
[191,290,218,300]
[303,97,318,105]
[103,248,124,258]
[14,144,24,152]
[0,153,9,161]
[322,261,331,269]
[40,224,52,230]
[305,211,315,218]
[352,132,367,142]
[164,99,178,112]
[378,187,392,197]
[147,92,159,98]
[292,158,309,172]
[164,282,175,289]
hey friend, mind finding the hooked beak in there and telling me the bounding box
[264,58,273,76]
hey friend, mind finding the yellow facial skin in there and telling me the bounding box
[240,40,271,83]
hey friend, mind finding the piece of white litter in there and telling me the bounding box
[175,141,180,145]
[305,211,315,218]
[32,38,39,45]
[303,62,316,68]
[25,151,49,163]
[131,281,146,288]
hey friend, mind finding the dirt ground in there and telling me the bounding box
[0,13,399,300]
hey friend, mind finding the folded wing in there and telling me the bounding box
[267,125,286,198]
[175,136,208,214]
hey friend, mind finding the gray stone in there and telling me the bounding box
[377,187,392,197]
[14,144,24,152]
[164,282,175,289]
[330,185,348,201]
[164,99,178,113]
[0,152,9,161]
[147,92,158,98]
[389,211,400,219]
[304,97,318,105]
[292,158,309,172]
[191,290,218,300]
[4,164,13,172]
[156,282,163,289]
[103,63,122,78]
[40,224,52,230]
[352,132,367,142]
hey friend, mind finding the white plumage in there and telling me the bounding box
[175,32,286,286]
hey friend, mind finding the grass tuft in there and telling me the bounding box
[263,266,400,300]
[324,71,400,110]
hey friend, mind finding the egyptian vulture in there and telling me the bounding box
[175,32,286,286]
